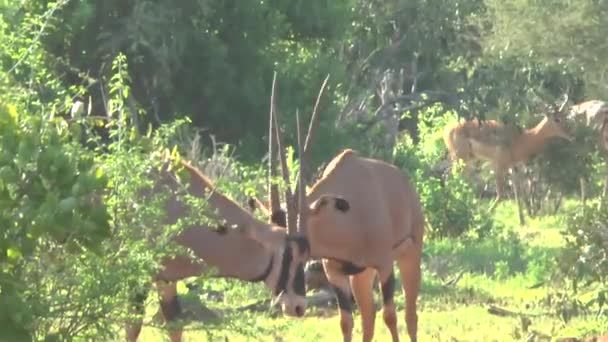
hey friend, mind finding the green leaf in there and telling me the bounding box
[58,197,77,213]
[6,247,22,261]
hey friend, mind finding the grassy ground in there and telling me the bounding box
[136,201,607,342]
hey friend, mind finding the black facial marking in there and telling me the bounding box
[333,286,353,312]
[249,254,274,282]
[293,264,306,295]
[160,294,181,322]
[334,198,350,212]
[341,261,366,276]
[275,243,293,295]
[275,241,307,296]
[381,272,396,304]
[271,209,287,228]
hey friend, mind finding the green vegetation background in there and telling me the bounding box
[0,0,607,340]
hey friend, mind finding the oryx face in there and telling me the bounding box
[273,235,309,317]
[234,221,310,317]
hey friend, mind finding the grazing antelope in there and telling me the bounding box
[243,76,425,342]
[443,98,573,210]
[126,158,310,342]
[568,100,608,200]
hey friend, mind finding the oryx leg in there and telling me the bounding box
[397,244,422,342]
[125,285,150,342]
[350,268,377,342]
[378,267,399,342]
[156,281,183,342]
[324,261,354,342]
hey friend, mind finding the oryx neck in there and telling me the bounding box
[248,253,274,282]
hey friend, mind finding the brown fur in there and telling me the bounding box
[304,149,425,342]
[245,149,424,341]
[243,77,422,341]
[126,159,308,342]
[443,115,572,208]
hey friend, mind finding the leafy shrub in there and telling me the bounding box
[393,104,496,238]
[537,118,606,197]
[0,97,112,340]
[559,199,608,295]
[0,53,220,341]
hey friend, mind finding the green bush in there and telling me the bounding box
[0,96,113,340]
[559,199,608,295]
[392,104,496,239]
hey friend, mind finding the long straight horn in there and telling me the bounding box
[293,74,330,208]
[302,74,330,183]
[273,99,297,234]
[296,110,307,234]
[268,72,281,215]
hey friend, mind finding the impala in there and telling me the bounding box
[443,97,572,210]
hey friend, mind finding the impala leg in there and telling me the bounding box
[324,262,354,342]
[489,167,506,211]
[510,168,525,226]
[580,177,587,205]
[156,281,183,342]
[599,175,608,211]
[125,285,150,342]
[397,249,421,342]
[350,268,377,342]
[379,269,399,342]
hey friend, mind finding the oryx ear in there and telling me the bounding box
[233,223,286,250]
[247,197,271,216]
[310,195,350,215]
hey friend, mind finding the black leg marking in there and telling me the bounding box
[160,295,181,322]
[333,286,353,313]
[341,262,366,276]
[381,272,396,304]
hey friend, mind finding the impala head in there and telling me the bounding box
[540,93,574,141]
